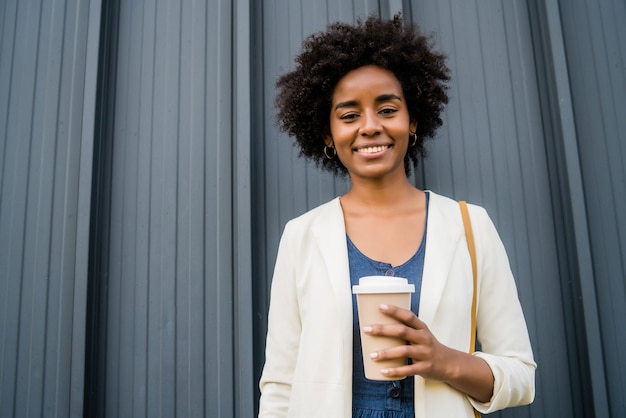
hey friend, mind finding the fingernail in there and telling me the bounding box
[363,326,372,333]
[370,352,378,359]
[380,369,389,375]
[380,304,389,310]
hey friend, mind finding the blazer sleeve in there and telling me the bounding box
[258,221,301,417]
[467,206,537,414]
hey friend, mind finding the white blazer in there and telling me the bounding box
[259,191,536,418]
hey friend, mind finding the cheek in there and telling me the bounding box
[330,126,356,148]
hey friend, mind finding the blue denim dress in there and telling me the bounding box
[349,193,428,418]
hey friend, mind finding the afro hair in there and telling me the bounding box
[275,14,451,176]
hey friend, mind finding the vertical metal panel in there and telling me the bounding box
[559,0,626,416]
[526,1,608,416]
[233,0,255,416]
[0,0,100,417]
[86,0,252,416]
[71,1,103,415]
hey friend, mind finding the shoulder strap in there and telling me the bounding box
[459,201,481,418]
[459,201,477,353]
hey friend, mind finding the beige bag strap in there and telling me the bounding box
[459,201,477,352]
[459,201,481,418]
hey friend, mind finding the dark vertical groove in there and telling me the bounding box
[83,0,119,416]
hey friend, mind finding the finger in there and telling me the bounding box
[369,344,414,361]
[363,323,418,342]
[364,322,434,347]
[369,342,432,363]
[370,346,435,379]
[379,304,427,329]
[379,364,424,379]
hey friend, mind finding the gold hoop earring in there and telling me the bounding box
[324,145,337,159]
[410,133,418,147]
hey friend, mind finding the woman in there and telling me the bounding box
[258,15,535,418]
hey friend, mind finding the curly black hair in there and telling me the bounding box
[275,14,450,176]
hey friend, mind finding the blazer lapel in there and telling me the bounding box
[311,198,353,338]
[418,192,464,326]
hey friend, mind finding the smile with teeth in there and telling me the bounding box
[355,145,390,154]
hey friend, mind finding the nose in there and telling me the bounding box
[360,109,381,137]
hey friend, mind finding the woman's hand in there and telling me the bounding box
[363,303,494,403]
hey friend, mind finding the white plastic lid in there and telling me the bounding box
[351,276,415,294]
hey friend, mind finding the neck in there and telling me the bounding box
[344,175,420,209]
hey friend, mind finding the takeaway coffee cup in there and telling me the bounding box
[352,276,415,380]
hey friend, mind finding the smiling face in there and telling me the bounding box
[326,65,416,182]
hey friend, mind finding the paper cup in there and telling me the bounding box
[352,276,415,380]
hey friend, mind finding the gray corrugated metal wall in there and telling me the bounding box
[559,0,626,416]
[0,0,101,416]
[526,0,608,415]
[1,0,625,417]
[84,0,253,416]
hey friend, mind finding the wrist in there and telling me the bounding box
[440,347,464,383]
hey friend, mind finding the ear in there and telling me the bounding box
[410,120,418,134]
[324,135,334,147]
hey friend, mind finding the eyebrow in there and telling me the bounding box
[334,94,403,110]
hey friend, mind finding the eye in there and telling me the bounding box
[339,112,360,121]
[379,108,397,116]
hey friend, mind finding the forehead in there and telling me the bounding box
[332,65,403,101]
